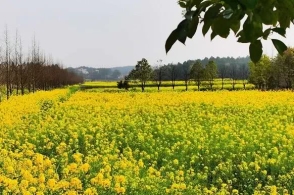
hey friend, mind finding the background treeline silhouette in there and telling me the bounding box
[0,27,83,100]
[152,56,250,81]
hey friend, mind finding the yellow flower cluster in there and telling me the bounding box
[0,89,294,194]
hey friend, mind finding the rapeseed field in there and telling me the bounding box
[0,89,294,194]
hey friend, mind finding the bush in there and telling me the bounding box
[117,80,130,90]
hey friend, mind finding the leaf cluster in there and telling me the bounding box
[166,0,293,63]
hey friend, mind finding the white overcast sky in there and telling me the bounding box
[0,0,294,68]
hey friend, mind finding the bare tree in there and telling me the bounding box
[4,25,11,99]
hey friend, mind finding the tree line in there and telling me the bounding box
[125,57,249,92]
[249,48,294,90]
[124,48,294,92]
[0,27,83,100]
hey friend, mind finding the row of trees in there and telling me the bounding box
[0,27,83,100]
[126,58,249,91]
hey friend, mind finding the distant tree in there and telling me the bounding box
[240,64,249,90]
[129,58,152,92]
[218,64,227,90]
[170,65,177,90]
[190,60,204,91]
[273,48,294,89]
[249,55,272,90]
[182,63,191,91]
[153,60,164,90]
[229,64,237,90]
[126,69,136,81]
[205,60,218,90]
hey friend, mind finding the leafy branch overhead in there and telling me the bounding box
[166,0,293,63]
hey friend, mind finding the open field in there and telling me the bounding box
[0,88,294,194]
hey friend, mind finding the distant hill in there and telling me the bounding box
[67,66,134,81]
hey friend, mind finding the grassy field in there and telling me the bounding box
[0,87,294,194]
[80,79,255,91]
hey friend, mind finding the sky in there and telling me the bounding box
[0,0,294,68]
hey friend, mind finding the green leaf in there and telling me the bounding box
[198,1,213,10]
[204,4,222,20]
[230,20,241,34]
[177,19,189,44]
[185,10,195,21]
[165,29,179,53]
[223,0,239,9]
[191,0,202,7]
[272,39,287,55]
[249,40,263,63]
[259,7,275,25]
[222,9,233,19]
[187,16,199,38]
[239,0,258,10]
[178,30,187,45]
[211,17,230,38]
[178,1,186,8]
[278,11,291,28]
[202,20,212,36]
[210,31,217,40]
[262,28,271,40]
[243,15,263,42]
[237,30,250,43]
[272,27,286,37]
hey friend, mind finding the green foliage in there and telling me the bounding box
[248,55,272,89]
[131,58,152,82]
[127,58,153,92]
[167,0,293,63]
[205,60,218,79]
[273,48,294,88]
[248,48,294,89]
[190,61,205,90]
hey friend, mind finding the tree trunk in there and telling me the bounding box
[141,82,144,92]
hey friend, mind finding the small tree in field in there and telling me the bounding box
[182,63,191,91]
[218,64,227,90]
[129,58,152,92]
[205,60,218,90]
[190,60,204,91]
[153,60,164,91]
[229,63,237,90]
[240,64,249,90]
